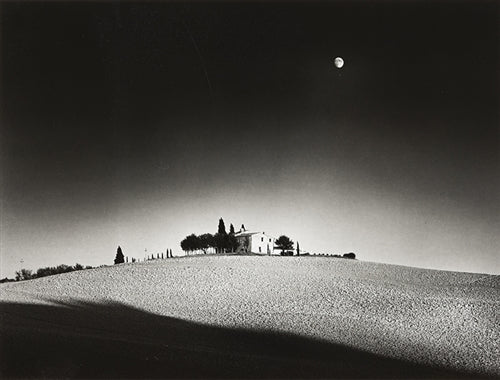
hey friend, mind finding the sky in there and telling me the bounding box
[1,1,499,277]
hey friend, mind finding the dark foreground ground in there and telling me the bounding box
[1,256,498,378]
[0,300,479,379]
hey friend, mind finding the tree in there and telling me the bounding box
[214,232,227,253]
[188,234,201,253]
[228,234,239,252]
[181,234,202,254]
[296,241,300,256]
[229,224,235,235]
[275,235,294,255]
[199,233,214,254]
[180,237,188,253]
[114,246,125,264]
[218,218,227,235]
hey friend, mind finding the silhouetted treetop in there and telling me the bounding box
[114,246,125,264]
[218,218,227,235]
[275,235,294,255]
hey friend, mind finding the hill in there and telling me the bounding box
[1,256,498,378]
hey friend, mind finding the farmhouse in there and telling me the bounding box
[234,228,276,255]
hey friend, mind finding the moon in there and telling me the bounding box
[334,57,344,69]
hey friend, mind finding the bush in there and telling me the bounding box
[15,269,33,281]
[56,264,74,273]
[343,252,356,259]
[36,267,53,278]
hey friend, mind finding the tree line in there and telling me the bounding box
[113,246,174,264]
[7,263,94,282]
[180,218,239,254]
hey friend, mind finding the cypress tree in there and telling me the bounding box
[218,218,227,235]
[114,246,125,264]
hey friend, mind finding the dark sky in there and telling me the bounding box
[1,1,499,276]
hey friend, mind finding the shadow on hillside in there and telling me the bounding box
[0,300,480,379]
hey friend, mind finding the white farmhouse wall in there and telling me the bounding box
[250,233,275,255]
[235,231,278,255]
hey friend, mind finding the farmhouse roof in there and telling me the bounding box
[234,231,260,237]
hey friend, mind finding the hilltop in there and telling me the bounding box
[1,256,498,378]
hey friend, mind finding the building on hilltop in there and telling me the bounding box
[234,228,276,255]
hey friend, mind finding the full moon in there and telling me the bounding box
[334,57,344,69]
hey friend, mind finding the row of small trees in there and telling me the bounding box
[13,263,93,282]
[180,218,239,254]
[180,233,238,254]
[144,250,174,261]
[114,246,174,264]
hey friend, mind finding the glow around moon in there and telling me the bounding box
[334,57,344,68]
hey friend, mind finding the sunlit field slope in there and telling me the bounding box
[1,256,498,378]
